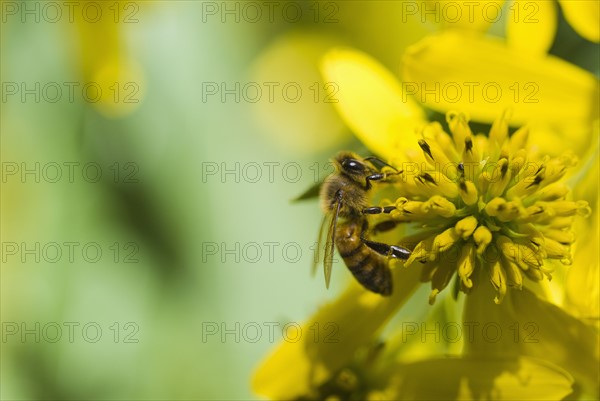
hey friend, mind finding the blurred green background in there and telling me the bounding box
[0,1,424,399]
[1,1,597,400]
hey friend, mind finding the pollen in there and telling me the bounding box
[394,111,590,303]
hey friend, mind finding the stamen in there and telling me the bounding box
[502,259,523,289]
[446,111,472,152]
[418,139,434,161]
[458,179,478,205]
[484,197,506,217]
[544,237,571,261]
[454,216,478,239]
[540,228,575,245]
[457,243,475,289]
[509,126,529,153]
[487,158,511,198]
[519,224,545,249]
[496,201,521,222]
[490,260,507,304]
[463,137,480,166]
[429,261,455,305]
[405,238,435,267]
[433,227,461,254]
[489,112,509,147]
[473,226,492,254]
[530,183,569,202]
[423,196,456,217]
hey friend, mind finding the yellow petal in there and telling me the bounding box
[250,32,347,154]
[390,356,574,401]
[252,265,422,399]
[528,120,596,159]
[507,0,557,56]
[402,31,599,131]
[511,288,600,394]
[90,57,146,119]
[321,48,427,161]
[559,0,600,42]
[464,281,600,394]
[544,128,598,347]
[435,0,505,31]
[565,198,599,322]
[398,0,505,32]
[75,2,146,118]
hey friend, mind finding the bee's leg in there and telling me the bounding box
[363,207,400,234]
[364,173,384,190]
[359,219,410,259]
[365,173,401,190]
[362,206,396,214]
[361,238,411,260]
[364,158,402,189]
[364,157,401,173]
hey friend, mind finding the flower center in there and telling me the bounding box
[383,112,590,304]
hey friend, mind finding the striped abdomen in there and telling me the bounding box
[335,220,393,296]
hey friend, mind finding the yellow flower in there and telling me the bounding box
[322,47,597,397]
[322,50,591,305]
[253,43,598,400]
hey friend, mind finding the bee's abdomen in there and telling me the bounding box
[337,224,393,296]
[346,253,392,295]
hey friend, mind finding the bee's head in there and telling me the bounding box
[333,152,369,181]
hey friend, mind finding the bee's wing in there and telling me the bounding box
[293,181,323,202]
[312,213,330,277]
[323,193,342,289]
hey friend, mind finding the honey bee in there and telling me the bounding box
[314,151,410,296]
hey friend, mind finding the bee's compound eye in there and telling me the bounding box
[342,159,365,173]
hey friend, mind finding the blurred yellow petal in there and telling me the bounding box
[565,144,599,323]
[464,281,600,394]
[74,2,120,80]
[566,202,599,324]
[250,32,347,154]
[335,1,431,67]
[559,0,600,42]
[528,120,595,157]
[402,31,599,146]
[74,1,146,118]
[90,57,146,119]
[433,0,505,31]
[252,264,421,400]
[320,48,427,161]
[512,289,600,394]
[507,0,557,56]
[390,356,574,400]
